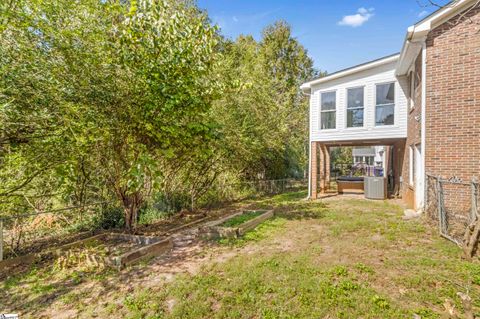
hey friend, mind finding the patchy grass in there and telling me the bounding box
[220,210,264,227]
[217,217,287,247]
[1,189,479,318]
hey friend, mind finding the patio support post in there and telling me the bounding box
[310,142,318,199]
[324,145,331,190]
[392,140,406,197]
[319,143,326,194]
[383,145,391,195]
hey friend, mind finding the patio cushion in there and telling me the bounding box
[337,176,364,182]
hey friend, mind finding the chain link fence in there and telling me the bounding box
[229,178,306,197]
[0,201,119,260]
[426,175,479,248]
[0,178,307,261]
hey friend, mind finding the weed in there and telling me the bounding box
[354,262,375,275]
[372,295,390,309]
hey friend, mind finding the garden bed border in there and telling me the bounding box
[200,209,274,239]
[0,232,173,272]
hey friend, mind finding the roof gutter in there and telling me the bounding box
[396,0,476,76]
[395,25,427,76]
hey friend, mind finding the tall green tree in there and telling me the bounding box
[0,0,222,230]
[213,21,317,181]
[0,1,320,233]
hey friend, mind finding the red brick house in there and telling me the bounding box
[301,0,479,210]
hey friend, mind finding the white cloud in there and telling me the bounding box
[338,7,375,27]
[232,16,239,22]
[418,10,429,18]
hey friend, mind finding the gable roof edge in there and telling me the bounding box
[300,53,399,92]
[396,0,477,76]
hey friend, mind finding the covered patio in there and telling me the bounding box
[309,138,406,200]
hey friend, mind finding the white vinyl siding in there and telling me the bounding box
[309,60,407,143]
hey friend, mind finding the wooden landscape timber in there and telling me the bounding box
[0,233,173,272]
[200,210,274,239]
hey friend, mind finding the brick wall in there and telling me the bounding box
[425,6,480,181]
[425,6,480,216]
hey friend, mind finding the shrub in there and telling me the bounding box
[94,206,124,229]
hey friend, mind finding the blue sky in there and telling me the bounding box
[197,0,449,73]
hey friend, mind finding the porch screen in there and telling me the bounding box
[375,83,395,126]
[320,91,336,129]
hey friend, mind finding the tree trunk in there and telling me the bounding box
[119,191,142,233]
[464,217,480,259]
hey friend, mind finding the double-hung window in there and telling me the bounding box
[346,87,364,128]
[320,91,336,130]
[375,83,395,126]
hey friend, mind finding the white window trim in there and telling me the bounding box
[345,86,365,128]
[319,90,337,130]
[374,81,396,127]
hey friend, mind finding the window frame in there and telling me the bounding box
[365,156,374,166]
[319,90,337,130]
[345,86,365,128]
[374,81,396,126]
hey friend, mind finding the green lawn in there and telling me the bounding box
[2,190,479,318]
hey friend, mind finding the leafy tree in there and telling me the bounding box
[0,0,222,230]
[0,1,319,234]
[213,22,317,181]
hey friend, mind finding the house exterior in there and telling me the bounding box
[352,146,386,168]
[302,0,479,210]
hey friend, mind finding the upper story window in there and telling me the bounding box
[346,87,364,128]
[320,91,336,130]
[375,83,395,126]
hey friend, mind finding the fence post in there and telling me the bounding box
[471,178,478,222]
[0,218,3,261]
[436,177,445,234]
[425,178,430,215]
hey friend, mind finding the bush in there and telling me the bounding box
[94,206,124,229]
[150,192,189,214]
[138,207,168,225]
